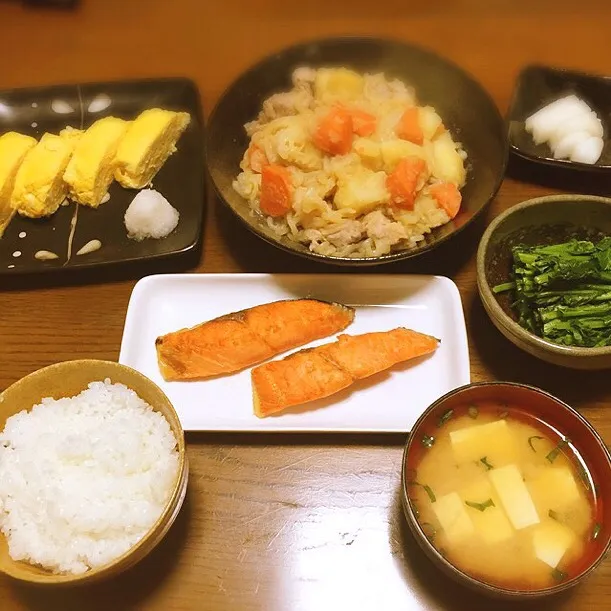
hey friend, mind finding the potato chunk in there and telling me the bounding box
[430,132,466,186]
[314,68,364,102]
[334,169,389,214]
[419,106,444,140]
[380,139,428,172]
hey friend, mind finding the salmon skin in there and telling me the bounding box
[155,299,355,381]
[251,327,440,418]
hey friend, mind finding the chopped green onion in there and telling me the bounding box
[468,404,479,419]
[465,499,495,512]
[592,523,602,540]
[479,456,494,471]
[409,480,436,503]
[422,484,436,503]
[576,465,592,491]
[551,568,567,582]
[420,522,436,541]
[405,468,418,484]
[422,434,435,449]
[548,509,560,521]
[528,435,544,452]
[498,410,509,419]
[438,409,454,427]
[546,437,570,463]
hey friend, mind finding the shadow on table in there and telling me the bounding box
[506,154,611,198]
[8,487,193,610]
[216,195,489,278]
[388,485,576,610]
[466,291,610,407]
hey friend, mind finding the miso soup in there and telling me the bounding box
[407,401,600,590]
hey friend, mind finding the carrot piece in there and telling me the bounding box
[348,108,377,137]
[313,106,354,155]
[396,107,424,145]
[260,165,293,217]
[386,156,427,210]
[248,144,268,173]
[429,182,462,219]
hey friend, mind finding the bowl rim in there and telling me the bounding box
[401,380,611,598]
[206,34,508,265]
[0,359,188,585]
[476,193,611,358]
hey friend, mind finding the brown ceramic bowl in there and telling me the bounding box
[207,36,507,266]
[0,360,188,585]
[477,194,611,369]
[401,382,611,600]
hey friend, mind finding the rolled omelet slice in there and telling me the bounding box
[12,130,82,218]
[114,108,190,189]
[0,132,37,237]
[63,116,129,207]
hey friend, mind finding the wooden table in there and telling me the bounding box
[1,1,610,609]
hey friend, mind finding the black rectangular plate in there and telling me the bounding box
[0,77,205,277]
[507,64,611,172]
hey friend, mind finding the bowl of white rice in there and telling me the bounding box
[0,360,188,585]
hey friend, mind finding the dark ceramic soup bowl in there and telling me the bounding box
[207,36,507,266]
[401,382,611,600]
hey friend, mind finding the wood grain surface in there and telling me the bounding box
[1,1,611,609]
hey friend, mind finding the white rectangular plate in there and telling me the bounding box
[119,274,470,432]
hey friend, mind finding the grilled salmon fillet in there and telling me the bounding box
[155,299,355,381]
[252,327,440,417]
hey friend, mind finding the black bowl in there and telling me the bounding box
[207,36,508,266]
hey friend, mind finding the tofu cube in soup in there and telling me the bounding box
[532,520,577,569]
[450,420,517,467]
[459,478,514,544]
[528,466,581,513]
[489,465,540,530]
[432,492,475,545]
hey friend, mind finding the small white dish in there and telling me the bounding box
[119,273,470,433]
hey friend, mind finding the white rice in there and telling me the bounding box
[0,380,180,575]
[124,188,179,241]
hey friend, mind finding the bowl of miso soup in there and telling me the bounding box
[401,382,611,599]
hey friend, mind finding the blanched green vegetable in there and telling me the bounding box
[493,238,611,347]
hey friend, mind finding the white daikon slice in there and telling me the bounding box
[569,136,604,164]
[550,112,603,148]
[551,131,591,159]
[525,96,591,144]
